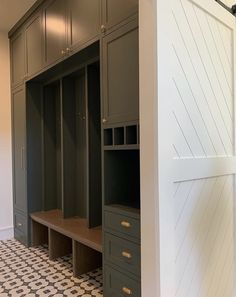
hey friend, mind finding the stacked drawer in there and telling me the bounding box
[104,205,141,297]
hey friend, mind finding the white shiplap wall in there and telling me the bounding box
[155,0,236,296]
[172,1,235,296]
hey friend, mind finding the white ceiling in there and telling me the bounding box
[0,0,37,32]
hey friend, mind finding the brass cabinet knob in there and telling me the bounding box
[121,221,131,228]
[122,251,132,259]
[101,24,106,33]
[122,287,132,295]
[66,47,73,54]
[17,222,22,227]
[61,49,66,55]
[102,118,107,123]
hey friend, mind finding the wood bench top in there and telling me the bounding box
[31,209,102,253]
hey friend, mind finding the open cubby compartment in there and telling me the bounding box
[49,229,72,260]
[104,128,113,146]
[43,80,63,212]
[31,220,49,246]
[31,210,102,276]
[104,150,140,209]
[26,82,44,215]
[114,127,125,145]
[126,124,138,145]
[62,61,102,227]
[103,123,139,148]
[73,240,102,277]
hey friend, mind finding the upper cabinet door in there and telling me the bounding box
[102,19,139,125]
[25,12,43,78]
[11,30,25,88]
[12,86,27,213]
[44,0,67,66]
[67,0,101,52]
[102,0,138,32]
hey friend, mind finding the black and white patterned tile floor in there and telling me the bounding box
[0,239,103,297]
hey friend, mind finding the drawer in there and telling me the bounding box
[14,212,28,236]
[104,265,141,297]
[104,211,140,241]
[104,233,140,276]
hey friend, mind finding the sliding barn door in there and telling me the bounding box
[158,0,236,296]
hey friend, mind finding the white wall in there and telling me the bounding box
[221,0,235,7]
[0,31,13,240]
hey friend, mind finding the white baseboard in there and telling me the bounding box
[0,226,14,240]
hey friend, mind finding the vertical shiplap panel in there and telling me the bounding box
[172,0,234,157]
[174,175,234,297]
[170,1,236,296]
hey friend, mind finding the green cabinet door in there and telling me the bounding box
[10,30,25,87]
[12,86,27,213]
[44,0,67,66]
[25,11,43,77]
[67,0,100,52]
[102,0,138,31]
[102,19,139,125]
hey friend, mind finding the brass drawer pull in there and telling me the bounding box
[122,287,132,295]
[121,221,131,228]
[122,251,132,259]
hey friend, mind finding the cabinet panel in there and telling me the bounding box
[104,265,141,297]
[102,19,139,124]
[67,0,100,50]
[102,0,138,31]
[104,209,140,241]
[104,233,141,276]
[44,0,67,66]
[25,12,43,77]
[12,87,27,213]
[14,211,28,241]
[11,31,25,87]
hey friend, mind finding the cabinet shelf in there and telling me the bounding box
[105,204,140,216]
[104,144,139,151]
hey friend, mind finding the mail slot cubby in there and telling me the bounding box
[104,128,113,146]
[114,127,125,145]
[126,125,138,145]
[103,123,139,149]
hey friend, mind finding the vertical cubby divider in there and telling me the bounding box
[72,240,102,277]
[49,229,72,261]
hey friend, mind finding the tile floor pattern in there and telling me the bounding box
[0,239,103,297]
